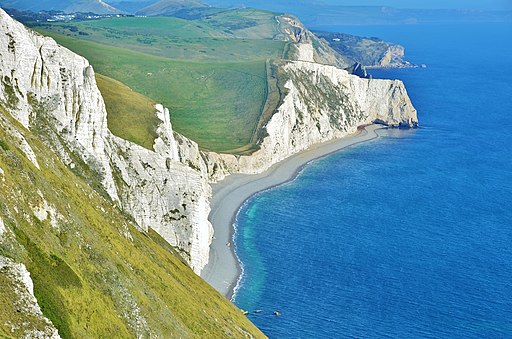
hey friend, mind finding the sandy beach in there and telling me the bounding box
[201,124,384,299]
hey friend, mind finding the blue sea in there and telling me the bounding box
[233,23,512,338]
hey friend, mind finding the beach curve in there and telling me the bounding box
[201,124,384,299]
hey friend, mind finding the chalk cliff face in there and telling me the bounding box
[0,9,212,273]
[205,60,417,178]
[0,256,60,338]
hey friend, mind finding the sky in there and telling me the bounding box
[208,0,512,12]
[318,0,512,11]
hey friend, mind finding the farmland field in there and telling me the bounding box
[34,12,288,153]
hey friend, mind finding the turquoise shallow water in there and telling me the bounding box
[233,23,512,338]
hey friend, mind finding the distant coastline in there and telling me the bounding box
[201,124,385,299]
[366,63,427,69]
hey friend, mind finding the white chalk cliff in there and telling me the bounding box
[0,9,417,278]
[204,60,417,178]
[0,9,212,273]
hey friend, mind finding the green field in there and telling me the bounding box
[34,13,288,153]
[200,8,283,39]
[35,16,285,62]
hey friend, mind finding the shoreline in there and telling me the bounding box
[201,124,384,299]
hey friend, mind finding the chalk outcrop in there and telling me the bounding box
[0,256,61,338]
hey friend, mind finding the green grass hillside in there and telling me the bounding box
[201,8,282,40]
[32,12,288,153]
[96,74,159,150]
[0,105,265,338]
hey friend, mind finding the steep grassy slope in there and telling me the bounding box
[0,106,264,337]
[95,74,159,150]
